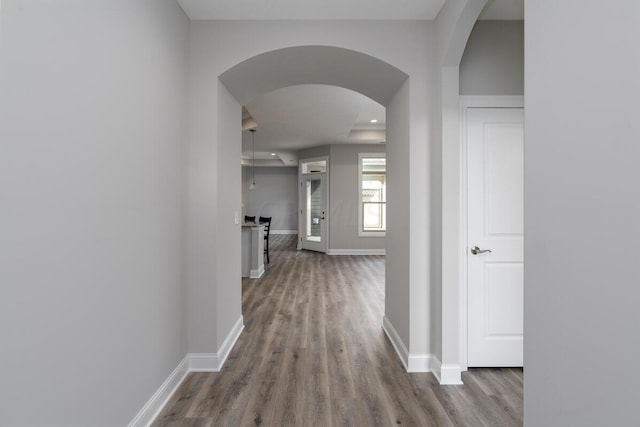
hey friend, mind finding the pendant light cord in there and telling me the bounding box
[250,129,256,187]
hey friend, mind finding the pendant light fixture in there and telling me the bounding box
[249,129,256,189]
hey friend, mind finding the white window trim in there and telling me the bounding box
[358,152,386,237]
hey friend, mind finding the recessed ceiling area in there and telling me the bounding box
[177,0,523,20]
[242,85,385,167]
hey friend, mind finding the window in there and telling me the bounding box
[358,153,386,236]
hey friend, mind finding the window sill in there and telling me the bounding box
[358,231,386,238]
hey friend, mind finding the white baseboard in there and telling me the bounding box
[382,315,409,370]
[382,315,442,376]
[187,315,244,371]
[439,363,463,385]
[407,353,441,373]
[327,248,385,255]
[270,230,297,235]
[127,357,189,427]
[129,315,244,426]
[249,265,264,278]
[215,315,244,370]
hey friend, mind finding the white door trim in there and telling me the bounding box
[298,155,330,252]
[459,96,524,371]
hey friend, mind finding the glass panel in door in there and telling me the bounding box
[306,177,323,243]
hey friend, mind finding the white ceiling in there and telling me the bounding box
[242,85,384,166]
[178,0,523,21]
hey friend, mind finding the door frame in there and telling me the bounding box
[459,95,524,371]
[298,155,330,252]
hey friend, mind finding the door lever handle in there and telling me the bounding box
[470,246,492,255]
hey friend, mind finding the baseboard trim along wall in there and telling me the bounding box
[127,357,190,427]
[129,315,244,427]
[407,353,441,374]
[327,248,386,256]
[270,230,298,235]
[249,265,265,279]
[382,315,409,369]
[187,315,244,371]
[216,315,245,370]
[438,364,463,385]
[382,315,443,377]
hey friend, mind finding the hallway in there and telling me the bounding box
[153,235,522,426]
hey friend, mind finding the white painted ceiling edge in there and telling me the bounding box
[177,0,447,20]
[177,0,523,20]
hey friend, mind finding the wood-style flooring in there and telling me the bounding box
[152,235,523,426]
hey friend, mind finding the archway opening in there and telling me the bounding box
[215,45,412,369]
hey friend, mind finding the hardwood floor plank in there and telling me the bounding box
[183,373,222,419]
[432,385,486,427]
[301,263,333,427]
[151,372,208,426]
[153,235,523,426]
[177,417,212,427]
[413,385,456,427]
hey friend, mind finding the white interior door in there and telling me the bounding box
[467,107,524,367]
[300,174,327,253]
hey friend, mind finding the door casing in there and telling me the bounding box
[298,156,330,253]
[459,96,524,371]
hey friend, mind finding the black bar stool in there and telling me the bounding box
[259,216,272,263]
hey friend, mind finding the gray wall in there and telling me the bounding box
[460,20,524,95]
[215,82,243,349]
[385,80,412,349]
[298,144,330,160]
[0,0,188,425]
[329,144,386,251]
[244,166,298,232]
[189,20,435,375]
[525,1,639,426]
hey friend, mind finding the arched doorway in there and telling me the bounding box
[188,44,421,371]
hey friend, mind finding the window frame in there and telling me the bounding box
[358,152,386,237]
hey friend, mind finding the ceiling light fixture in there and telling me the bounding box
[271,153,276,156]
[249,129,256,189]
[370,119,378,123]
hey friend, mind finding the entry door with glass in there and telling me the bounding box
[299,158,328,253]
